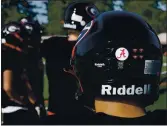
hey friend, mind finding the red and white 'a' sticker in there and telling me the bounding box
[115,47,129,61]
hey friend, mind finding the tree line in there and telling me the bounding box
[2,0,167,35]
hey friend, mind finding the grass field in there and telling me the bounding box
[43,56,167,110]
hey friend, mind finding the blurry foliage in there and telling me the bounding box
[2,6,26,25]
[124,0,167,33]
[1,0,167,35]
[45,1,64,35]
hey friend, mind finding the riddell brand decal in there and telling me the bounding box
[115,47,129,61]
[101,84,151,95]
[63,23,76,29]
[94,63,105,68]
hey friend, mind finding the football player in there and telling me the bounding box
[19,17,46,118]
[69,11,167,124]
[1,21,41,124]
[42,10,167,125]
[41,2,99,116]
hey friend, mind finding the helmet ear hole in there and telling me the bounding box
[85,6,99,18]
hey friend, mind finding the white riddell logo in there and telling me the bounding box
[94,63,105,68]
[63,23,76,29]
[101,84,151,95]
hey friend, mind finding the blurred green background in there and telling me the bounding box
[2,0,167,35]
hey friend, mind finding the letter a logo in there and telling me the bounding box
[115,47,129,61]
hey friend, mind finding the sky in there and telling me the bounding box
[157,1,166,11]
[28,1,48,24]
[112,0,124,11]
[112,0,166,11]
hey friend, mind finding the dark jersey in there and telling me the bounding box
[43,110,167,125]
[1,47,27,107]
[25,46,44,106]
[40,36,74,70]
[40,36,78,114]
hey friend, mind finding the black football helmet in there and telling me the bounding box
[71,11,162,107]
[63,2,100,31]
[19,18,42,48]
[2,21,22,37]
[2,21,27,53]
